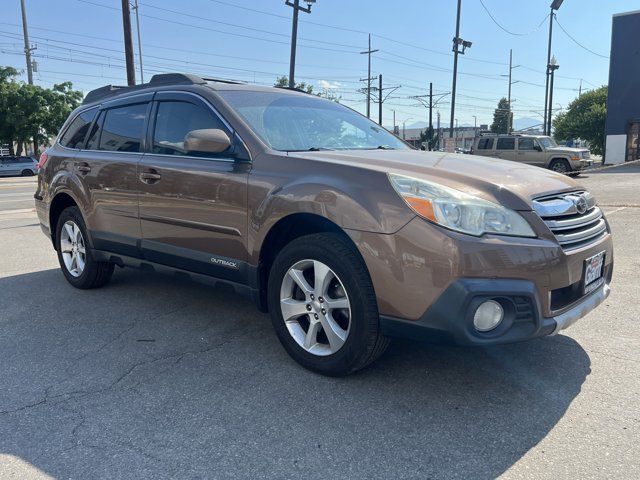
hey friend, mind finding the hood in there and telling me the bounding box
[548,146,589,154]
[294,149,584,211]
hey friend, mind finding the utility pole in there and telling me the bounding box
[121,0,136,85]
[360,34,379,119]
[508,49,513,133]
[393,109,396,134]
[578,79,582,97]
[20,0,33,85]
[450,0,472,138]
[132,0,144,83]
[437,111,441,150]
[428,82,433,150]
[378,74,383,126]
[286,0,315,88]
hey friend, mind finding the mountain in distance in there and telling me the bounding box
[512,117,542,131]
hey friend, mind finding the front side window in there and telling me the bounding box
[496,137,515,150]
[98,103,148,152]
[517,138,535,150]
[59,108,97,149]
[217,90,409,151]
[538,137,557,148]
[152,101,227,157]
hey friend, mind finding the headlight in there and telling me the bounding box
[388,173,536,237]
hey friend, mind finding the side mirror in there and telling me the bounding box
[184,129,231,154]
[420,145,426,151]
[534,145,543,152]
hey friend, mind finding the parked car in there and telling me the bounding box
[35,73,613,375]
[0,155,38,177]
[472,134,592,175]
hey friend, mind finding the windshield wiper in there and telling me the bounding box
[286,147,336,152]
[376,145,395,150]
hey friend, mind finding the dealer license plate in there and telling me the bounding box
[583,251,605,295]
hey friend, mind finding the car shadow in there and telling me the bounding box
[0,267,590,479]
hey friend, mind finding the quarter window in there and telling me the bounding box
[496,137,515,150]
[98,103,148,152]
[86,111,104,150]
[59,108,97,149]
[518,138,536,150]
[152,101,228,157]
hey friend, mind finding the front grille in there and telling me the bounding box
[533,191,607,251]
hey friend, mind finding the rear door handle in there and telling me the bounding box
[76,162,91,174]
[140,169,161,184]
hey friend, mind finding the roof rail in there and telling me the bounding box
[82,72,208,105]
[201,76,245,85]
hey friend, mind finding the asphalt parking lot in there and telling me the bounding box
[1,164,639,479]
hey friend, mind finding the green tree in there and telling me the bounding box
[419,127,438,150]
[490,97,510,134]
[274,75,314,94]
[0,67,82,155]
[553,86,607,156]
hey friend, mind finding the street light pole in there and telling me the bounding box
[428,82,433,150]
[286,0,315,89]
[547,57,560,136]
[132,0,144,83]
[543,0,563,135]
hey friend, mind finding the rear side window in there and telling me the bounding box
[477,138,494,150]
[496,137,515,150]
[59,108,97,149]
[152,101,227,157]
[98,103,148,152]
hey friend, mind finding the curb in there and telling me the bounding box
[582,159,640,174]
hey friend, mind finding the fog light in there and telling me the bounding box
[473,300,504,332]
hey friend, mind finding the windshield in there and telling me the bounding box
[538,136,558,148]
[217,90,410,151]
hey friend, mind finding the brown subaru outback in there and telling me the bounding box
[35,73,613,376]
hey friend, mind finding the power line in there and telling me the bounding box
[478,0,549,36]
[554,16,610,59]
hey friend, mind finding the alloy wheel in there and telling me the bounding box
[60,220,86,278]
[279,259,351,356]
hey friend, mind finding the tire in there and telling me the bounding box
[549,159,571,174]
[268,232,389,376]
[21,169,34,176]
[55,206,114,289]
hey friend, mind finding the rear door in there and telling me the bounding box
[78,95,152,256]
[137,91,249,282]
[495,137,516,161]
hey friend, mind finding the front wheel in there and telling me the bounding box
[55,206,114,289]
[549,159,571,174]
[21,169,34,176]
[268,233,389,376]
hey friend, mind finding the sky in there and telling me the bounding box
[0,0,635,129]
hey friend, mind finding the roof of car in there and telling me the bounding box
[82,72,309,105]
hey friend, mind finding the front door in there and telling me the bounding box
[138,92,249,283]
[516,137,545,165]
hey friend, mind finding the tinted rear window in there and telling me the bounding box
[477,138,494,150]
[496,138,515,150]
[98,103,148,152]
[59,108,97,149]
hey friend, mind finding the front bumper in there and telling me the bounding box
[379,277,611,346]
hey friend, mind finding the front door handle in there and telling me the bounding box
[140,169,161,184]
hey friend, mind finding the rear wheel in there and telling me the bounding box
[55,206,114,289]
[268,233,389,376]
[549,159,571,174]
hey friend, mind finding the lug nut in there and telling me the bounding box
[321,309,326,315]
[306,304,312,311]
[314,314,319,319]
[318,296,324,303]
[310,294,315,300]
